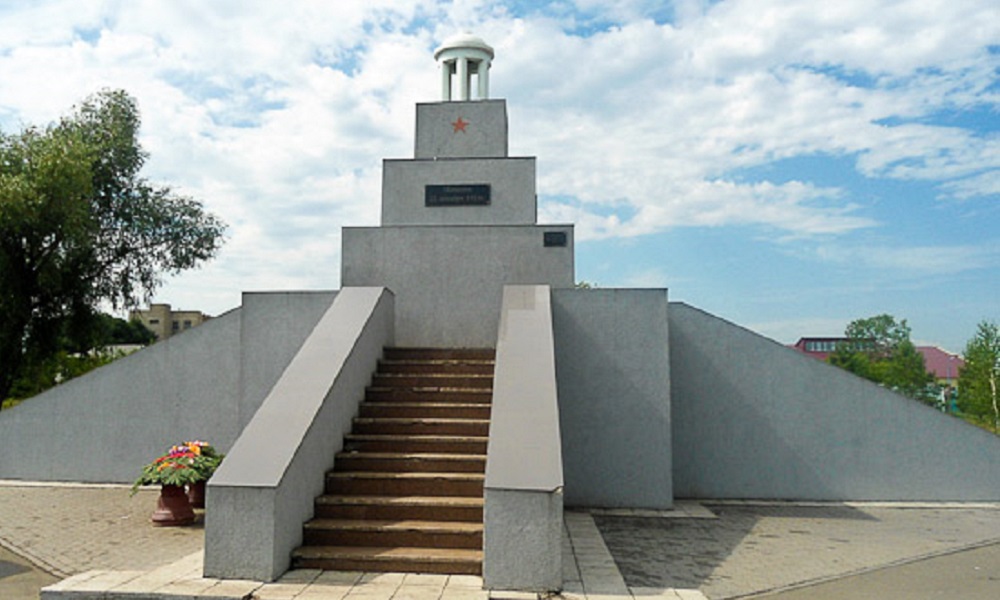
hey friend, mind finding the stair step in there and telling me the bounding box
[292,545,483,575]
[371,374,493,389]
[344,434,488,454]
[326,471,484,497]
[365,388,493,404]
[303,519,482,549]
[378,360,496,375]
[384,348,495,362]
[293,347,493,576]
[335,452,486,473]
[352,417,490,436]
[359,402,491,419]
[315,495,483,521]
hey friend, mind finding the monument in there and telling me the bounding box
[0,33,997,592]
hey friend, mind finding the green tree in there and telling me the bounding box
[0,90,225,405]
[828,314,934,402]
[957,321,1000,433]
[844,313,911,359]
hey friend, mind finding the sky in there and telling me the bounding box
[0,0,996,353]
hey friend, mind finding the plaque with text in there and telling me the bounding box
[425,184,491,207]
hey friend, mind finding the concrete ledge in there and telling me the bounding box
[484,285,563,591]
[204,287,394,581]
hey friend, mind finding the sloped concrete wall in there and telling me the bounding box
[0,309,243,483]
[669,302,1000,501]
[238,291,337,429]
[0,291,337,484]
[552,289,672,508]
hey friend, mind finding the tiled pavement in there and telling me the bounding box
[595,501,1000,599]
[2,482,999,599]
[34,500,707,600]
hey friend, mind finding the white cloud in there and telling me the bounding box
[0,0,995,315]
[813,242,1000,275]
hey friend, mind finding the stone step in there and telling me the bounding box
[326,471,484,497]
[344,434,488,454]
[302,519,483,549]
[359,402,491,420]
[371,374,494,389]
[384,347,495,362]
[365,387,493,404]
[314,495,483,522]
[335,451,486,473]
[292,545,483,575]
[378,360,496,375]
[351,417,490,437]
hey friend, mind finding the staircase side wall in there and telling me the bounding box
[485,285,564,592]
[669,302,1000,501]
[552,288,672,509]
[0,308,243,483]
[205,287,394,582]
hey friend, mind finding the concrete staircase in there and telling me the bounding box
[292,347,495,575]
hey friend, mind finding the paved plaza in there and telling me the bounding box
[0,482,998,599]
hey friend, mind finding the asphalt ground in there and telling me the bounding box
[0,545,58,599]
[756,542,1000,599]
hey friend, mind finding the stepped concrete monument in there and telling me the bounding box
[0,34,997,592]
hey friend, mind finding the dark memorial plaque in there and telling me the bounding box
[426,184,491,207]
[544,231,567,247]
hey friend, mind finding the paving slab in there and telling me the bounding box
[595,502,1000,599]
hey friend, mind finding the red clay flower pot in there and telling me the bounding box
[187,480,206,509]
[151,484,196,526]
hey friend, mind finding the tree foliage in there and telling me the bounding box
[0,90,225,404]
[958,321,1000,433]
[828,314,934,402]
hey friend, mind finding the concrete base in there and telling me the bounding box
[484,488,564,592]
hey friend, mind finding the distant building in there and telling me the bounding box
[917,346,965,386]
[129,303,210,340]
[791,337,964,385]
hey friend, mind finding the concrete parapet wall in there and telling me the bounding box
[669,302,1000,501]
[0,308,244,483]
[552,289,672,508]
[484,285,563,592]
[204,287,394,581]
[342,225,574,347]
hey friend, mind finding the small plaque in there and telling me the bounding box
[544,231,567,247]
[426,184,491,207]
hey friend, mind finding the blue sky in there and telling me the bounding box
[0,0,996,352]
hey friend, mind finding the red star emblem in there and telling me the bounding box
[452,117,469,133]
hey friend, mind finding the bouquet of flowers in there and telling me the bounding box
[131,440,224,494]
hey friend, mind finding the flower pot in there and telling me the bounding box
[151,484,196,526]
[187,480,206,509]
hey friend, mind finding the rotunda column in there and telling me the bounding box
[434,33,495,101]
